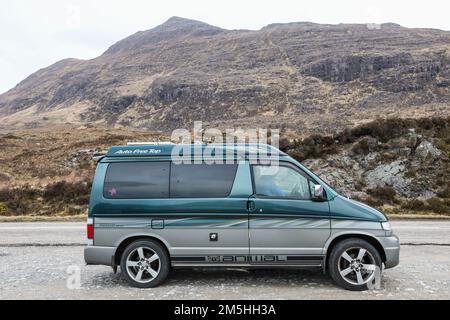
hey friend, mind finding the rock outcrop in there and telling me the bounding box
[286,118,449,200]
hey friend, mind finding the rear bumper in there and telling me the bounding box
[378,234,400,269]
[84,245,116,266]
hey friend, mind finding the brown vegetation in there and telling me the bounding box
[282,116,450,161]
[0,181,91,216]
[0,126,167,216]
[0,116,448,217]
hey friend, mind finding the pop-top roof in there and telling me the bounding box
[105,143,285,158]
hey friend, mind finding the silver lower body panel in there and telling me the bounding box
[378,235,400,269]
[84,245,116,266]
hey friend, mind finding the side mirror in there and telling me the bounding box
[313,185,325,200]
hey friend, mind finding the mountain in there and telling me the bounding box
[0,17,449,134]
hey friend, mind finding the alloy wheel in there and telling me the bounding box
[338,247,377,285]
[125,247,161,284]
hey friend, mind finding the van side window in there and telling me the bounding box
[170,163,238,198]
[104,162,170,199]
[252,165,311,199]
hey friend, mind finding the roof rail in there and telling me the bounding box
[105,143,285,158]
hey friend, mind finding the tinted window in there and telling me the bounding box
[253,165,311,199]
[104,162,170,199]
[170,163,238,198]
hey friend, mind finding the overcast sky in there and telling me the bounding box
[1,0,449,94]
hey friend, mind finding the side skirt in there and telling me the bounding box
[171,254,324,268]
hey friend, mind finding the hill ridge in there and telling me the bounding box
[0,17,449,133]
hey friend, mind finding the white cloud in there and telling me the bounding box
[0,0,449,94]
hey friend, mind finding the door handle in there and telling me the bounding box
[246,200,256,212]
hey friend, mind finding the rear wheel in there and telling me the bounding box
[120,240,170,288]
[328,238,382,291]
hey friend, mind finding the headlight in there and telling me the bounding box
[381,221,392,231]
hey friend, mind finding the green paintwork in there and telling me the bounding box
[328,195,388,222]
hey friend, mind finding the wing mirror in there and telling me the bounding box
[313,184,326,201]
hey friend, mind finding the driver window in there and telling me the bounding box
[253,165,311,199]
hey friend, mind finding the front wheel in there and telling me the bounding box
[328,238,382,291]
[120,240,170,288]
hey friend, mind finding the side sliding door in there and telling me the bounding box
[167,161,250,266]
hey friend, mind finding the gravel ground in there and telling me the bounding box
[0,221,449,300]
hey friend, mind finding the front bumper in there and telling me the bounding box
[378,234,400,269]
[84,245,116,266]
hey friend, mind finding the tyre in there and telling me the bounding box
[120,239,170,288]
[328,238,382,291]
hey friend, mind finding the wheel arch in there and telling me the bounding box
[114,234,171,266]
[323,232,387,271]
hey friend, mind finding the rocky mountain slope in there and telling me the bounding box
[0,17,449,133]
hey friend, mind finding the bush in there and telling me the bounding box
[401,199,428,211]
[0,186,40,216]
[436,138,450,157]
[354,177,367,191]
[286,150,306,162]
[426,198,450,215]
[0,203,7,215]
[281,134,338,161]
[437,186,450,198]
[0,181,91,216]
[351,138,371,155]
[336,118,410,143]
[367,186,398,203]
[43,181,91,205]
[337,116,450,144]
[351,137,380,155]
[375,152,399,163]
[401,198,450,215]
[364,196,383,208]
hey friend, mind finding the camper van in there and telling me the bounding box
[84,143,399,291]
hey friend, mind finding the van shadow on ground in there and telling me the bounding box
[91,268,340,289]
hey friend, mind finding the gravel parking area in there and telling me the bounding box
[0,221,449,299]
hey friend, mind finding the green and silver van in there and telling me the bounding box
[84,143,399,291]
